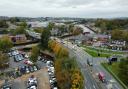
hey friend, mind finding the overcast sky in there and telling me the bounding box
[0,0,128,18]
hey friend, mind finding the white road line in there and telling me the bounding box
[93,85,96,89]
[84,86,87,89]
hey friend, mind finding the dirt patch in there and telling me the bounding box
[18,67,50,89]
[0,67,50,89]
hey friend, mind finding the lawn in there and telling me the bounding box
[83,46,126,55]
[84,48,112,57]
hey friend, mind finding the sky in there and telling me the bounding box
[0,0,128,18]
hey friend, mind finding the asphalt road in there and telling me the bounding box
[62,41,101,89]
[61,40,123,89]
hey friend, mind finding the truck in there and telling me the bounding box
[98,72,106,83]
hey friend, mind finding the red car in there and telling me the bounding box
[24,59,33,65]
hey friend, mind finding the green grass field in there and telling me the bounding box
[83,46,126,55]
[84,48,112,57]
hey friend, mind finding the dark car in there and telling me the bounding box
[28,66,34,72]
[14,55,20,62]
[1,84,11,89]
[20,66,26,74]
[109,57,117,62]
[87,59,93,66]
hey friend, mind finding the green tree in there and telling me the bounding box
[30,46,40,62]
[40,29,51,49]
[0,20,8,28]
[11,26,26,35]
[10,17,20,23]
[34,28,44,33]
[68,24,74,34]
[0,36,13,52]
[19,21,27,27]
[47,22,55,30]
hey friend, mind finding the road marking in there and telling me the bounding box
[84,86,87,89]
[113,84,120,89]
[93,85,96,89]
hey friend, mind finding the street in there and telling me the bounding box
[61,39,123,89]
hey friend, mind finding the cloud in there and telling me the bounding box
[0,0,128,18]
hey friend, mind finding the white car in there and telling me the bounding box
[53,87,58,89]
[12,50,19,56]
[25,54,29,58]
[27,85,37,89]
[26,67,30,73]
[28,77,37,85]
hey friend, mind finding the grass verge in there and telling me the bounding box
[101,63,128,89]
[84,48,111,57]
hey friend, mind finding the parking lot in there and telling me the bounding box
[11,68,50,89]
[0,49,58,89]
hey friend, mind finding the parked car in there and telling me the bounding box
[28,66,34,72]
[14,54,24,62]
[1,84,11,89]
[26,67,30,74]
[11,50,19,56]
[33,66,38,71]
[27,84,37,89]
[27,75,37,86]
[24,60,33,65]
[20,66,26,74]
[14,55,20,62]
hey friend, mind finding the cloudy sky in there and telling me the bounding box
[0,0,128,18]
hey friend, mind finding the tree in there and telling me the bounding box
[30,46,40,62]
[72,27,83,35]
[10,17,20,23]
[111,29,128,41]
[19,21,27,27]
[40,29,51,49]
[47,22,55,30]
[68,24,74,34]
[34,28,44,33]
[11,26,26,35]
[0,52,9,69]
[0,35,13,52]
[0,20,8,28]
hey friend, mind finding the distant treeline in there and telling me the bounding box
[95,19,128,30]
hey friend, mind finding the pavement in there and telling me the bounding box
[60,39,123,89]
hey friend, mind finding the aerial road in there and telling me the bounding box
[60,39,123,89]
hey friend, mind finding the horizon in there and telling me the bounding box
[0,0,128,18]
